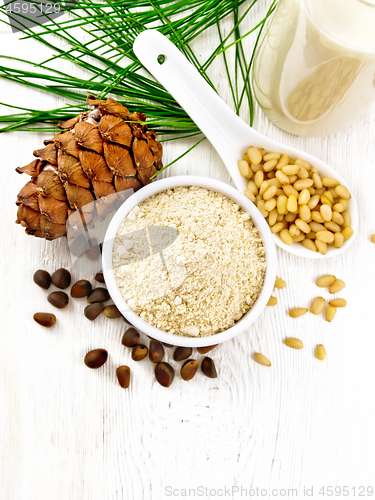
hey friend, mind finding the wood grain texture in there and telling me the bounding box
[1,3,375,499]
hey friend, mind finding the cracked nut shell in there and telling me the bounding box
[51,268,71,289]
[33,312,56,328]
[47,291,69,309]
[84,348,108,369]
[181,359,199,381]
[132,344,148,361]
[155,362,175,387]
[84,302,104,320]
[173,346,192,361]
[201,357,217,378]
[122,328,140,347]
[71,280,92,298]
[149,340,164,363]
[87,287,110,303]
[116,365,131,388]
[33,269,51,290]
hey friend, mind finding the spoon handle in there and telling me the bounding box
[133,29,261,191]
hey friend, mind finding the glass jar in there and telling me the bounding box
[252,0,375,136]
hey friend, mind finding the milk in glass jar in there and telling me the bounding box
[252,0,375,136]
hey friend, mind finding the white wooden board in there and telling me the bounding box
[1,2,375,499]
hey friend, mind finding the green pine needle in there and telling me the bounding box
[0,0,275,173]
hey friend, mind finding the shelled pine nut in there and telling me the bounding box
[267,296,277,306]
[334,232,344,248]
[329,298,347,307]
[316,345,327,361]
[238,160,252,178]
[342,227,354,241]
[238,147,353,254]
[280,228,293,245]
[315,239,327,254]
[248,147,262,165]
[285,338,304,349]
[316,274,336,287]
[254,353,271,367]
[302,239,317,252]
[289,224,300,237]
[274,277,286,289]
[289,307,308,318]
[329,279,346,294]
[311,297,325,315]
[326,305,337,322]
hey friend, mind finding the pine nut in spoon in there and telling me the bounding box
[133,30,358,259]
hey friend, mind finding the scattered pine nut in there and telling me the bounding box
[285,338,304,349]
[289,307,308,318]
[316,275,336,287]
[329,298,347,307]
[267,296,277,306]
[254,353,271,367]
[329,279,346,294]
[326,305,337,322]
[311,297,325,315]
[316,345,327,360]
[274,277,286,289]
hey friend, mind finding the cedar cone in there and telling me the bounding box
[15,96,163,240]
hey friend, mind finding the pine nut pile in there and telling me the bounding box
[238,147,354,254]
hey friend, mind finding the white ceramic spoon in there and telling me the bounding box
[133,30,358,259]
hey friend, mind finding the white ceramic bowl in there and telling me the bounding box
[102,176,277,347]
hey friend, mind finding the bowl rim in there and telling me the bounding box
[102,175,277,347]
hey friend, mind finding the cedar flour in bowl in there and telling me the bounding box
[103,176,277,347]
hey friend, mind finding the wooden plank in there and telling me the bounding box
[1,5,374,499]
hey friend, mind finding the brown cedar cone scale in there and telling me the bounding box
[15,96,163,240]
